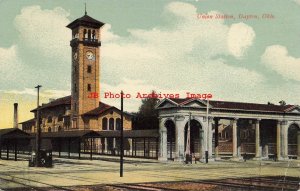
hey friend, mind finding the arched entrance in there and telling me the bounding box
[165,120,175,160]
[184,120,203,158]
[288,123,300,158]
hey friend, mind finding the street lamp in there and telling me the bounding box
[35,85,42,167]
[120,91,124,177]
[205,99,209,163]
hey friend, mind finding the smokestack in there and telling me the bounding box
[13,103,18,128]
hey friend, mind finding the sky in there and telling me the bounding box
[0,0,300,128]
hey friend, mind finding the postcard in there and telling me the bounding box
[0,0,299,190]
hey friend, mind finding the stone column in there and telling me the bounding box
[104,138,108,153]
[113,138,116,149]
[281,121,288,159]
[237,123,241,158]
[199,129,204,159]
[297,131,300,159]
[129,138,133,155]
[263,144,269,159]
[231,118,239,159]
[158,119,167,161]
[208,117,213,158]
[254,119,262,159]
[214,118,220,160]
[175,115,185,161]
[276,121,282,160]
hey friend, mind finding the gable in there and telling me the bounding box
[160,102,176,108]
[289,108,300,113]
[156,99,178,109]
[185,100,207,108]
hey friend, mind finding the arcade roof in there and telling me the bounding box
[0,128,30,139]
[158,98,299,113]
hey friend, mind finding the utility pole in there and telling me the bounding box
[205,99,209,163]
[35,85,42,167]
[120,91,124,177]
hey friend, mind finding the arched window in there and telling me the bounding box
[83,29,87,39]
[92,30,96,39]
[48,127,51,132]
[58,126,62,132]
[116,118,121,130]
[47,116,52,123]
[88,29,91,39]
[58,114,63,122]
[109,118,114,130]
[102,117,107,130]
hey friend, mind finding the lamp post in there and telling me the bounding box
[205,99,209,163]
[120,91,124,177]
[35,85,42,167]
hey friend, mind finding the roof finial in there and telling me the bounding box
[84,2,87,15]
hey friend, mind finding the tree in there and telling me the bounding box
[134,91,160,130]
[279,100,286,106]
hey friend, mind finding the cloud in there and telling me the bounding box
[0,45,22,84]
[101,1,261,109]
[102,24,120,42]
[227,22,255,59]
[261,45,300,81]
[294,0,300,5]
[0,45,19,70]
[14,6,70,61]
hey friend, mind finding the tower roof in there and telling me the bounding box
[66,14,105,29]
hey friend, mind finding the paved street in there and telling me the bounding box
[0,156,299,190]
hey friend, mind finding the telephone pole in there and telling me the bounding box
[205,99,209,163]
[120,91,124,177]
[35,85,42,167]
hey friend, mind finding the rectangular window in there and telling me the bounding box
[87,84,91,91]
[74,83,77,93]
[87,65,92,73]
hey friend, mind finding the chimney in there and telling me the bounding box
[13,103,18,128]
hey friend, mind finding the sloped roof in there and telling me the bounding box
[31,95,71,112]
[97,129,159,138]
[0,128,30,139]
[83,102,133,117]
[19,118,35,124]
[163,98,297,113]
[29,130,100,138]
[67,14,105,29]
[209,100,294,113]
[83,102,112,115]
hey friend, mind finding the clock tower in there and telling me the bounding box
[67,12,105,129]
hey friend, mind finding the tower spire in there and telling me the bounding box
[85,3,87,15]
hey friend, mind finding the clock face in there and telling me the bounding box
[73,52,77,60]
[86,51,94,60]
